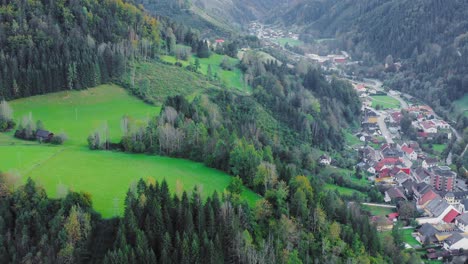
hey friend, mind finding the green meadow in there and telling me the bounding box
[8,84,158,146]
[371,95,400,109]
[0,85,260,217]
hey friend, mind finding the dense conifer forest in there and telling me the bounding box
[0,0,159,99]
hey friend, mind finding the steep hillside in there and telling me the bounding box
[0,0,160,100]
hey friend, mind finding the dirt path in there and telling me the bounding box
[23,147,67,177]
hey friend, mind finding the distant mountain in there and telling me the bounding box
[133,0,286,34]
[193,0,285,25]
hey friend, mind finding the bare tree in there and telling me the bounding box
[0,100,13,120]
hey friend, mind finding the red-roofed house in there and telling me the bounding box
[215,39,225,43]
[390,112,403,124]
[388,213,399,221]
[420,121,437,133]
[402,145,417,160]
[443,209,460,223]
[418,190,439,206]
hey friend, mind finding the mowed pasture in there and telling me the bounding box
[0,85,260,217]
[371,95,400,109]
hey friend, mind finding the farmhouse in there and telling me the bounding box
[318,155,332,166]
[36,129,54,142]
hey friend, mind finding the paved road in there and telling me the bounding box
[369,107,394,144]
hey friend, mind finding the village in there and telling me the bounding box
[350,80,468,260]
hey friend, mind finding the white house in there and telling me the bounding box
[443,233,468,250]
[422,158,438,169]
[319,155,331,166]
[455,213,468,232]
[402,145,417,160]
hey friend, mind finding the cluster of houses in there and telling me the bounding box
[305,53,348,65]
[358,140,468,251]
[248,22,299,46]
[353,94,468,252]
[404,105,452,140]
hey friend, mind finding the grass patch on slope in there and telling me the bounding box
[0,85,260,217]
[8,84,158,146]
[124,60,219,104]
[161,54,249,93]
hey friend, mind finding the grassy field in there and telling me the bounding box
[402,228,420,247]
[161,54,249,93]
[0,85,260,217]
[371,95,400,109]
[275,37,303,47]
[362,204,395,216]
[8,85,158,146]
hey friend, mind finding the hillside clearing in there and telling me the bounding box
[0,85,260,217]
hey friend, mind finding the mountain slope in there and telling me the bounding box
[0,0,159,99]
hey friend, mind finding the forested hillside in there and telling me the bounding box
[0,174,422,263]
[0,0,159,99]
[268,0,468,117]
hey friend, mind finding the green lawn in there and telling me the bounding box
[432,144,446,153]
[362,204,395,217]
[402,228,420,247]
[345,131,363,147]
[1,85,260,217]
[8,85,158,146]
[275,37,303,47]
[371,95,400,109]
[161,54,249,93]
